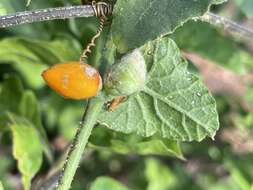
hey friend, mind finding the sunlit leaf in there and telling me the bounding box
[145,158,176,190]
[0,181,4,190]
[90,176,129,190]
[8,113,43,190]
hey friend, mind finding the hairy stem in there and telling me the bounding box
[0,5,94,28]
[56,98,104,190]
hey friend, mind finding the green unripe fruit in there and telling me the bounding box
[104,49,146,96]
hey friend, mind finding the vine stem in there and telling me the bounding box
[200,12,253,39]
[56,97,104,190]
[0,5,94,28]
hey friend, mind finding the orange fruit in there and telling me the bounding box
[42,61,102,100]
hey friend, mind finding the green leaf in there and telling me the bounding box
[90,176,129,190]
[0,181,4,190]
[19,91,47,139]
[0,38,80,88]
[112,0,226,53]
[8,113,43,190]
[99,37,219,141]
[18,91,53,162]
[109,139,182,158]
[145,158,176,190]
[89,126,184,159]
[0,75,52,162]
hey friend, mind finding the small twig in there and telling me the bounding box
[0,5,94,28]
[200,12,253,39]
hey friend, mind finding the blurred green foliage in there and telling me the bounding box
[234,0,253,18]
[90,176,129,190]
[0,0,253,190]
[172,21,253,74]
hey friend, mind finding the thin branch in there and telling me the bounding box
[1,5,253,40]
[0,5,94,28]
[200,12,253,39]
[56,98,104,190]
